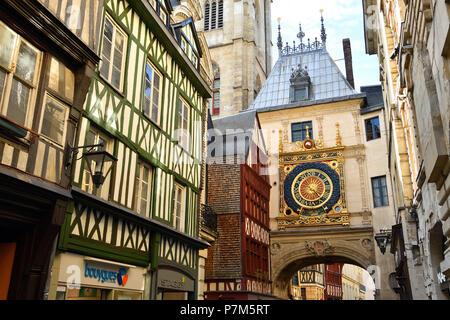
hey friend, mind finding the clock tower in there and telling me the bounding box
[249,17,398,300]
[201,0,273,117]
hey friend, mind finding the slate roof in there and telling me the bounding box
[360,85,385,115]
[208,111,259,160]
[249,48,363,111]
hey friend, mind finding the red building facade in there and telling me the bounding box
[324,263,344,300]
[204,111,273,300]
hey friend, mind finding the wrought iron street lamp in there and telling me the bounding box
[375,228,392,255]
[71,143,117,188]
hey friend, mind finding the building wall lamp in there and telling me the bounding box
[69,143,118,188]
[375,228,392,255]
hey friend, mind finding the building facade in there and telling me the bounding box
[204,111,274,299]
[363,0,450,300]
[47,0,212,300]
[0,0,101,299]
[324,264,344,300]
[289,264,325,300]
[342,264,366,300]
[200,0,273,117]
[250,18,398,300]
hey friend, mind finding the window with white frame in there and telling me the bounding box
[100,15,127,91]
[172,182,186,232]
[143,60,162,124]
[177,97,190,151]
[82,128,113,198]
[134,162,153,217]
[39,94,69,145]
[0,22,41,129]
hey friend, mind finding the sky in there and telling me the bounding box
[270,0,380,91]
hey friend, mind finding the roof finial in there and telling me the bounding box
[277,17,283,52]
[320,9,327,46]
[297,23,305,45]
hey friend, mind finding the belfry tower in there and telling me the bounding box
[201,0,273,117]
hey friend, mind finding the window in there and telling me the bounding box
[371,176,389,208]
[294,87,308,101]
[292,274,299,286]
[82,128,113,199]
[204,1,223,31]
[365,116,381,141]
[191,54,198,68]
[177,97,190,151]
[0,22,41,128]
[211,72,220,115]
[211,2,217,29]
[143,61,162,124]
[172,183,186,232]
[204,3,210,31]
[135,163,153,217]
[100,15,127,91]
[291,121,313,142]
[148,0,167,23]
[181,37,187,52]
[39,94,69,145]
[217,1,224,28]
[39,57,74,146]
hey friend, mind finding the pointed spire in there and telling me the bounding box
[320,9,327,46]
[277,17,283,52]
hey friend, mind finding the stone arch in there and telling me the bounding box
[270,237,376,299]
[172,4,191,22]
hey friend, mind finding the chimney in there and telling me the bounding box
[342,38,355,89]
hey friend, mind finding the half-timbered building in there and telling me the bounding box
[204,110,274,300]
[0,0,102,300]
[47,0,211,300]
[289,264,325,300]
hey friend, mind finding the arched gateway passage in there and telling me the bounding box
[270,227,377,299]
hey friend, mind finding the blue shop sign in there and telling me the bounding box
[84,263,129,286]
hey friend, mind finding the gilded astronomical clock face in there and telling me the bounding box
[284,162,341,216]
[292,169,332,209]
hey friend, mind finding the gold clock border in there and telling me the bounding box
[278,145,349,228]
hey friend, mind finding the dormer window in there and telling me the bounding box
[294,87,308,101]
[148,0,168,24]
[290,64,311,102]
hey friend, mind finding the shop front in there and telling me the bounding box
[52,252,146,300]
[156,267,195,300]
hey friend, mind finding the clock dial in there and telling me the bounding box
[292,169,332,209]
[284,162,340,216]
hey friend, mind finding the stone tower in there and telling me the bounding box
[201,0,273,117]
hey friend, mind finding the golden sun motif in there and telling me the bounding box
[299,176,325,201]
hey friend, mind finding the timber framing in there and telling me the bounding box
[0,0,100,68]
[128,0,211,98]
[67,187,210,249]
